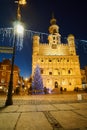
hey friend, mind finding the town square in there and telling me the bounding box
[0,0,87,129]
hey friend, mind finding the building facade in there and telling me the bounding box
[0,59,20,92]
[32,17,82,91]
[84,66,87,83]
[81,67,87,89]
[81,69,86,84]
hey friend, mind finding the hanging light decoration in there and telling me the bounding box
[15,0,27,5]
[19,0,27,5]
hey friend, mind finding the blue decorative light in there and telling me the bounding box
[0,28,87,52]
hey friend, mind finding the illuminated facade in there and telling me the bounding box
[0,59,20,92]
[32,17,82,91]
[81,67,87,88]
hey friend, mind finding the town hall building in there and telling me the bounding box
[32,16,82,91]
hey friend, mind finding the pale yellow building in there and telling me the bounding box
[81,67,87,89]
[32,16,82,91]
[81,69,86,84]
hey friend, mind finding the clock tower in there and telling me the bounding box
[48,15,61,49]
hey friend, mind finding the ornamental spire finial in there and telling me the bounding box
[50,13,57,25]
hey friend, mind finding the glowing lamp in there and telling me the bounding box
[24,78,28,81]
[16,24,24,34]
[14,21,24,35]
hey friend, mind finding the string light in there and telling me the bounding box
[0,28,87,52]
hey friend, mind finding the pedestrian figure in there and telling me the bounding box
[60,87,63,94]
[44,87,47,94]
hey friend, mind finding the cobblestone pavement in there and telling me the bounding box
[0,94,87,130]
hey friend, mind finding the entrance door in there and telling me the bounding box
[55,81,58,88]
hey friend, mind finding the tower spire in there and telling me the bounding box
[49,14,59,34]
[50,13,57,25]
[52,12,54,19]
[48,14,61,44]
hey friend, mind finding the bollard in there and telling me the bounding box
[77,94,82,100]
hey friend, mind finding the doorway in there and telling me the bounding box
[55,81,58,88]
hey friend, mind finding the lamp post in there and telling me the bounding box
[5,0,26,106]
[5,22,24,106]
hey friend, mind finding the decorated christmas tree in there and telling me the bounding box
[32,65,44,94]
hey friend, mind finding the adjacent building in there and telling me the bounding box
[0,59,20,92]
[32,16,82,91]
[81,67,87,88]
[84,66,87,83]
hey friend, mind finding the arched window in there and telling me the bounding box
[49,59,52,62]
[68,70,71,74]
[68,69,73,74]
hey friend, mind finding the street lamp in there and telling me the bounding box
[5,22,24,106]
[5,0,26,106]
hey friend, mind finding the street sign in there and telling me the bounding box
[0,46,13,53]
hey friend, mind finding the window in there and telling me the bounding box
[41,69,43,74]
[55,82,58,88]
[53,29,57,34]
[58,72,60,75]
[60,58,62,62]
[53,41,55,43]
[2,72,6,76]
[49,59,52,62]
[1,79,5,83]
[3,66,6,70]
[69,82,71,85]
[53,37,55,40]
[62,68,66,75]
[49,72,52,75]
[68,69,72,74]
[67,59,69,62]
[68,70,71,74]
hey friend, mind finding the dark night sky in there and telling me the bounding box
[0,0,87,78]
